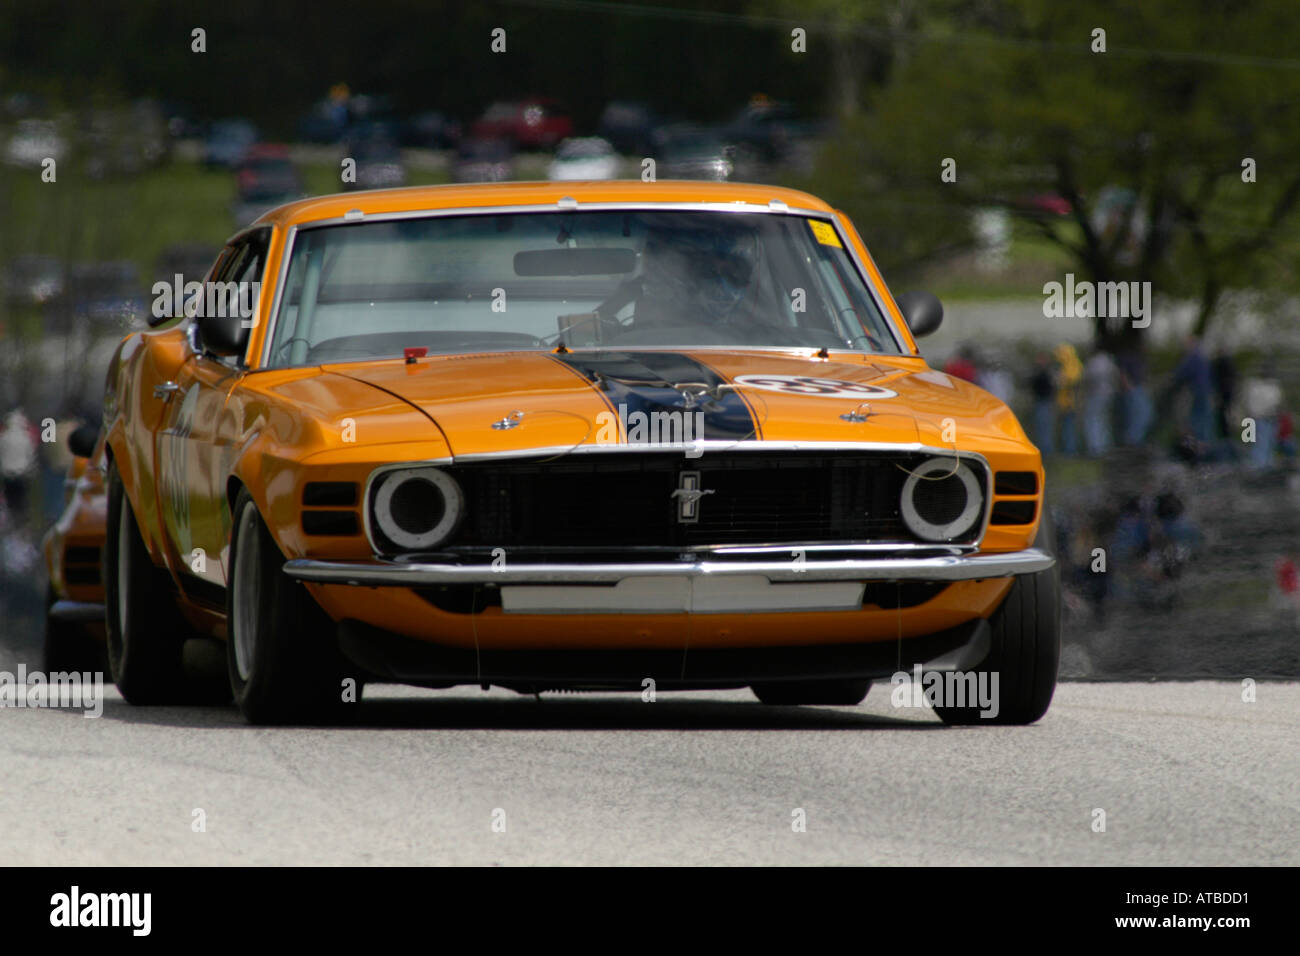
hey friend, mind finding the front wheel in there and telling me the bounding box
[934,514,1060,726]
[226,489,357,724]
[104,461,188,702]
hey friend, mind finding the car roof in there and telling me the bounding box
[250,180,835,230]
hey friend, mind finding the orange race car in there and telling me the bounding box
[41,423,109,673]
[100,180,1057,725]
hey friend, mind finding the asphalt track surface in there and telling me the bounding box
[1,674,1295,865]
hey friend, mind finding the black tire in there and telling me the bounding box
[226,489,357,725]
[752,680,870,706]
[933,511,1060,726]
[42,587,106,674]
[104,460,191,702]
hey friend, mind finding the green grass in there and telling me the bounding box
[1042,456,1107,491]
[4,160,236,274]
[0,156,453,282]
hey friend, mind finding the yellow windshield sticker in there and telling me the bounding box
[808,220,843,247]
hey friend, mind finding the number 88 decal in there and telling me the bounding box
[733,375,897,399]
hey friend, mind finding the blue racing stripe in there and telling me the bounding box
[548,351,759,441]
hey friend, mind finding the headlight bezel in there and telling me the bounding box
[368,465,465,553]
[899,455,986,543]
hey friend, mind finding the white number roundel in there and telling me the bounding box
[732,375,897,399]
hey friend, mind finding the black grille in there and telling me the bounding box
[416,451,986,553]
[303,481,358,506]
[990,499,1037,525]
[994,471,1038,496]
[302,510,360,536]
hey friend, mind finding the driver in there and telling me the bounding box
[630,220,760,329]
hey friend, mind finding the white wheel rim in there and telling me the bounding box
[232,506,261,682]
[117,497,132,637]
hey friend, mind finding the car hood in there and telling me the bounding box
[325,349,1020,459]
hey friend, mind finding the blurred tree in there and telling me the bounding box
[749,0,918,118]
[0,0,826,135]
[816,0,1300,350]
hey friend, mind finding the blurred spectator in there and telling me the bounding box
[1082,348,1118,456]
[329,83,350,129]
[1116,347,1153,447]
[1242,369,1283,470]
[1111,496,1149,566]
[1054,343,1082,456]
[1211,346,1238,441]
[943,345,978,383]
[1029,352,1056,454]
[46,417,81,472]
[1155,491,1200,551]
[976,356,1015,406]
[1275,554,1300,619]
[0,409,38,524]
[1279,409,1296,461]
[1171,335,1214,442]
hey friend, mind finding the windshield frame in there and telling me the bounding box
[254,201,909,370]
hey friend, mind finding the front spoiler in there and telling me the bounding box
[336,616,995,687]
[283,548,1053,587]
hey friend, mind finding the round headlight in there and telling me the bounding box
[372,467,464,551]
[900,457,983,542]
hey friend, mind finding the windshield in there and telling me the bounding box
[264,209,903,367]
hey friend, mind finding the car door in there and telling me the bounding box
[154,229,269,605]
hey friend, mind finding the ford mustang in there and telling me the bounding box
[41,423,109,673]
[100,181,1057,724]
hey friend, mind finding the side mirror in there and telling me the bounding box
[895,291,944,338]
[68,422,98,459]
[147,286,199,328]
[145,311,173,329]
[196,313,250,358]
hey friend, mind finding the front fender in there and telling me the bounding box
[223,375,450,564]
[103,327,189,563]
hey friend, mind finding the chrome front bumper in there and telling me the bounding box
[283,548,1053,587]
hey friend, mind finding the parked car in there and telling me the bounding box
[68,261,147,327]
[204,119,258,169]
[3,118,68,167]
[99,180,1058,725]
[41,422,108,673]
[80,100,169,178]
[470,98,573,150]
[656,125,734,180]
[547,137,619,181]
[3,255,65,306]
[598,101,656,155]
[297,98,349,144]
[343,124,407,190]
[402,111,462,149]
[451,137,515,183]
[231,144,303,225]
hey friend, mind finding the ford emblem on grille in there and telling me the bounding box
[672,471,715,524]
